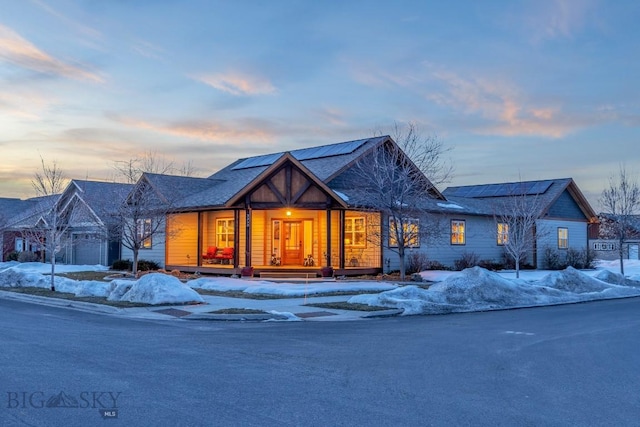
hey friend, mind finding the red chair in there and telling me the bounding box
[202,246,218,263]
[215,247,234,264]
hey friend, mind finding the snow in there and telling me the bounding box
[0,263,203,305]
[350,263,640,315]
[188,276,397,296]
[332,190,349,201]
[437,202,464,209]
[1,260,640,312]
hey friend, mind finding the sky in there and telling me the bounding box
[1,0,638,210]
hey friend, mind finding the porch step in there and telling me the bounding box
[259,271,319,279]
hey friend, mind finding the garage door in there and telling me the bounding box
[73,235,104,265]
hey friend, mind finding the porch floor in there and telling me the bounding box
[166,264,381,278]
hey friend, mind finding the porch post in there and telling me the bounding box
[339,210,345,269]
[197,211,202,267]
[233,209,240,268]
[244,208,251,267]
[326,208,332,266]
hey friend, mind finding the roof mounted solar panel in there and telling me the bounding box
[447,180,554,198]
[230,137,373,171]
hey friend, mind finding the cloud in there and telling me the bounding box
[0,24,103,83]
[0,90,53,120]
[106,113,278,142]
[131,39,164,60]
[192,71,276,96]
[524,0,599,43]
[428,69,583,138]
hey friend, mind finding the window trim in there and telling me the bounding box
[557,227,569,249]
[497,222,509,246]
[216,218,235,248]
[451,219,466,245]
[389,217,420,248]
[137,218,152,249]
[345,216,366,248]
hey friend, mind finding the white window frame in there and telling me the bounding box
[137,218,152,249]
[345,217,366,248]
[216,218,235,248]
[451,220,466,245]
[558,227,569,249]
[497,223,509,246]
[389,218,420,248]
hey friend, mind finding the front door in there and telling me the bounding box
[282,221,303,265]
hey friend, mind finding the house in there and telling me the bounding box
[589,214,640,261]
[1,180,132,266]
[121,136,598,275]
[441,178,598,268]
[1,195,59,261]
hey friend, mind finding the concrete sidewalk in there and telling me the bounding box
[0,290,402,322]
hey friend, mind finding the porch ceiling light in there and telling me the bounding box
[286,210,292,216]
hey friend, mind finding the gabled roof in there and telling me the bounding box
[4,195,59,229]
[442,178,597,220]
[224,152,348,209]
[66,180,134,216]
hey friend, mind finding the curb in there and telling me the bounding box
[360,308,404,318]
[184,312,292,321]
[0,290,121,314]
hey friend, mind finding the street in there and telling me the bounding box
[1,297,640,426]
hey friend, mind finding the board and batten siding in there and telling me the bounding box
[166,213,198,267]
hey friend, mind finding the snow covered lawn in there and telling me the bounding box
[0,262,204,305]
[349,260,640,315]
[1,260,640,312]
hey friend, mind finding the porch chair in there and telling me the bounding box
[215,247,234,264]
[202,246,218,263]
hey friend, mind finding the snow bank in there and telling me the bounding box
[110,273,204,305]
[188,276,397,296]
[0,263,203,305]
[350,266,640,315]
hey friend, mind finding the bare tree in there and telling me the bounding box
[111,174,185,275]
[29,157,72,291]
[600,165,640,275]
[113,151,197,184]
[493,187,547,278]
[351,126,452,281]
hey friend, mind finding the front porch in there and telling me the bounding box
[164,264,381,278]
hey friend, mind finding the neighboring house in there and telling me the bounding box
[120,136,598,275]
[2,180,132,266]
[441,179,598,268]
[1,195,59,261]
[589,214,640,261]
[55,180,133,266]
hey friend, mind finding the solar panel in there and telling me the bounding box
[230,138,371,171]
[447,180,553,198]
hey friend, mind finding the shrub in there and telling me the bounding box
[478,259,504,271]
[454,251,480,270]
[6,251,19,261]
[566,247,596,269]
[111,259,132,271]
[18,251,40,263]
[137,259,160,271]
[542,246,565,270]
[405,252,430,275]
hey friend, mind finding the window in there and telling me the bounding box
[389,218,419,248]
[345,217,366,247]
[15,238,24,252]
[451,220,465,245]
[217,218,235,248]
[558,227,568,249]
[137,218,152,249]
[497,223,509,246]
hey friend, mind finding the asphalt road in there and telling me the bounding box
[1,297,640,426]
